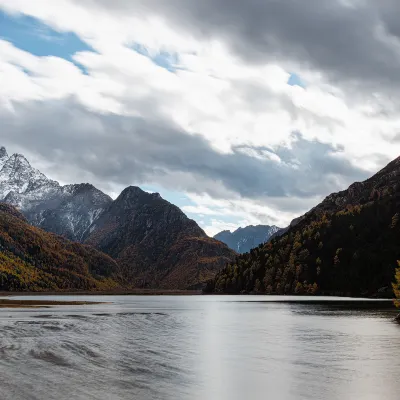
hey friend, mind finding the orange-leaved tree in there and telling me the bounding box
[393,261,400,307]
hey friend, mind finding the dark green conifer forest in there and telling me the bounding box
[206,158,400,297]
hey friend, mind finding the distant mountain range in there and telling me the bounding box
[206,155,400,297]
[214,225,281,253]
[0,146,235,290]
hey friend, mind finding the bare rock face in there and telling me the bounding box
[23,184,112,242]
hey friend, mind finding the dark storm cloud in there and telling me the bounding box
[78,0,400,92]
[1,98,368,199]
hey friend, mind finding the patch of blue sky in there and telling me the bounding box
[135,184,238,234]
[140,184,196,209]
[287,73,306,88]
[0,10,93,73]
[132,43,180,72]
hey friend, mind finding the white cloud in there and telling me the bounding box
[201,219,247,237]
[182,192,301,235]
[1,0,400,235]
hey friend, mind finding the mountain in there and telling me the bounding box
[0,147,112,242]
[0,146,235,289]
[205,156,400,297]
[0,149,60,205]
[0,203,120,291]
[23,184,112,242]
[214,225,281,253]
[84,186,235,289]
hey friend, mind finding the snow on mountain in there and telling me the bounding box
[0,147,112,241]
[0,153,60,207]
[214,224,282,253]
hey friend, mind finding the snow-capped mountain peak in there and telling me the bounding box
[0,146,112,241]
[0,150,59,202]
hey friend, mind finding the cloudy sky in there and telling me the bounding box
[1,1,400,235]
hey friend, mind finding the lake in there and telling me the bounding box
[0,295,399,400]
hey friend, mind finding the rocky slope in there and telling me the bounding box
[23,183,112,242]
[214,225,281,253]
[0,203,120,291]
[84,186,235,289]
[205,156,400,297]
[0,148,60,206]
[0,147,112,241]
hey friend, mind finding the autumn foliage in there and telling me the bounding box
[0,203,120,291]
[393,261,400,307]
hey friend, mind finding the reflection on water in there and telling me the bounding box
[0,295,399,400]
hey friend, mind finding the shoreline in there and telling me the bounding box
[0,289,202,297]
[0,299,106,308]
[0,289,395,300]
[0,289,395,301]
[0,292,395,309]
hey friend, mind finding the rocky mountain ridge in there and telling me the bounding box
[214,225,281,253]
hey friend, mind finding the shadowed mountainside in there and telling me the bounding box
[84,186,235,289]
[205,156,400,297]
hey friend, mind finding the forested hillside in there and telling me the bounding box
[205,157,400,297]
[0,203,121,291]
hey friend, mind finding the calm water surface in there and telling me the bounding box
[0,295,399,400]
